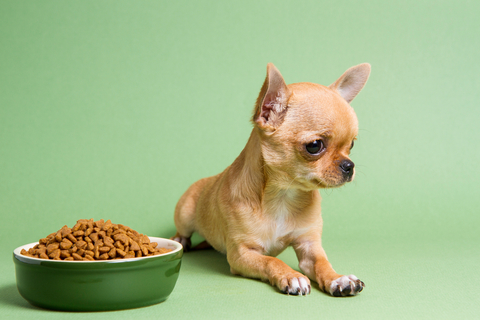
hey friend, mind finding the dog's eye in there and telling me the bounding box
[305,140,324,155]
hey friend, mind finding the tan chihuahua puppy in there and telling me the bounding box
[172,63,371,296]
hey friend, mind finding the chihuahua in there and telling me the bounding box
[172,63,371,296]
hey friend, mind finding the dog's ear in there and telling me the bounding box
[329,63,371,103]
[253,63,291,131]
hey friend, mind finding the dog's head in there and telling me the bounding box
[252,63,370,190]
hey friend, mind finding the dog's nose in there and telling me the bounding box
[340,160,355,178]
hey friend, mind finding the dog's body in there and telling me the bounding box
[172,63,371,296]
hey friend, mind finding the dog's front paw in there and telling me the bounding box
[328,275,364,297]
[277,274,311,296]
[171,234,191,251]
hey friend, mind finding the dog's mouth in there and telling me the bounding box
[304,173,352,190]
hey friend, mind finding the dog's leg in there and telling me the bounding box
[293,237,365,297]
[172,179,209,251]
[227,245,311,295]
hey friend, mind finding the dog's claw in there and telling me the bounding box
[280,276,311,296]
[329,275,364,297]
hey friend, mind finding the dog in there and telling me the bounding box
[172,63,371,296]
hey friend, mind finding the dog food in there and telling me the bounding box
[20,219,172,260]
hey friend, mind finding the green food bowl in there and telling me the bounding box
[13,237,183,311]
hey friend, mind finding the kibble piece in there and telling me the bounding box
[114,240,124,250]
[84,255,95,261]
[99,246,110,253]
[98,253,109,260]
[60,250,71,259]
[61,226,72,237]
[39,252,49,259]
[72,253,83,260]
[76,240,87,250]
[73,230,84,237]
[116,249,126,257]
[89,233,99,242]
[87,219,94,230]
[55,231,63,242]
[124,251,135,259]
[108,247,116,259]
[46,242,60,254]
[85,228,93,237]
[95,219,105,228]
[94,245,100,259]
[130,241,140,251]
[104,236,114,247]
[67,233,77,243]
[60,239,73,250]
[49,249,61,260]
[113,233,128,244]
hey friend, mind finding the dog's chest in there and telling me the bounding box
[258,190,303,255]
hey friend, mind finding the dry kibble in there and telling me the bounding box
[73,230,84,237]
[72,253,83,260]
[125,251,135,259]
[115,241,124,251]
[130,241,140,251]
[20,219,173,261]
[89,233,99,242]
[76,240,87,250]
[85,228,93,237]
[104,237,114,247]
[99,246,110,253]
[55,231,62,242]
[49,249,61,259]
[60,239,73,250]
[98,253,109,260]
[46,242,59,254]
[61,226,72,237]
[67,234,77,243]
[113,233,129,245]
[116,249,126,257]
[84,255,95,261]
[108,247,116,259]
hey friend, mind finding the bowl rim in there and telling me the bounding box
[14,236,182,265]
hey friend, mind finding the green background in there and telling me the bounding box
[1,0,479,319]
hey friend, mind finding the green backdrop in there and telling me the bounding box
[1,1,479,319]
